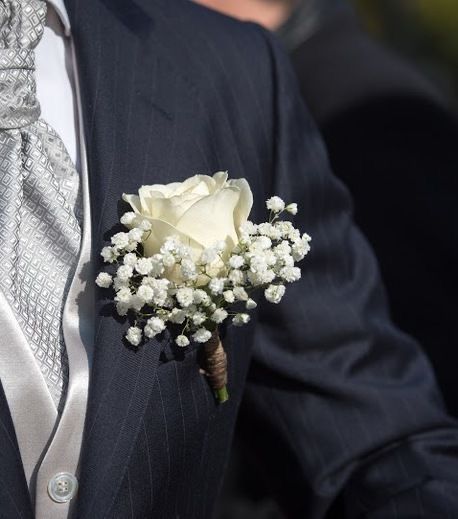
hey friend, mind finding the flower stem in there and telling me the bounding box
[202,330,229,404]
[215,385,229,404]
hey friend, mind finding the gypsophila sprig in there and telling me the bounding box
[96,173,311,402]
[97,179,311,347]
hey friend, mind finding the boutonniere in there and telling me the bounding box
[96,172,311,403]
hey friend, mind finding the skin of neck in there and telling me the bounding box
[194,0,298,31]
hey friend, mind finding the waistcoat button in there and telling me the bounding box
[47,472,78,503]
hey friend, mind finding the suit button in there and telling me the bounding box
[47,472,78,503]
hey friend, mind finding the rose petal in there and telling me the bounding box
[212,171,228,190]
[142,217,205,259]
[227,178,253,233]
[139,182,184,198]
[176,175,210,196]
[139,187,166,216]
[141,191,203,224]
[122,193,142,215]
[175,186,240,251]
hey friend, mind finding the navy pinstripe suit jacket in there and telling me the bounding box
[1,0,458,517]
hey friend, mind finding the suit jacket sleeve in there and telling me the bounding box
[241,27,458,519]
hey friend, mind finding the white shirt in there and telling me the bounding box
[35,0,80,168]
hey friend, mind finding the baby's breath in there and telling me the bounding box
[97,191,310,347]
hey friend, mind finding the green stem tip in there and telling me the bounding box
[215,386,229,404]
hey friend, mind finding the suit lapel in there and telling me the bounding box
[0,384,33,517]
[64,0,192,515]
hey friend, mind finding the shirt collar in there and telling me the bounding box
[47,0,71,36]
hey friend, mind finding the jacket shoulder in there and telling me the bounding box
[157,0,279,92]
[174,0,270,55]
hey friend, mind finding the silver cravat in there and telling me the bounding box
[0,0,82,411]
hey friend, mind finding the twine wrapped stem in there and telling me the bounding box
[202,330,228,403]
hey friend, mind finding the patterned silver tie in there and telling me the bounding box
[0,0,82,411]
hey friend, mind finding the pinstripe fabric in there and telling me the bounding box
[62,1,458,517]
[0,384,33,518]
[1,0,458,517]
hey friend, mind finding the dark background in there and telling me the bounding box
[353,0,458,103]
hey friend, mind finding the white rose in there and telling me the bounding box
[122,172,253,262]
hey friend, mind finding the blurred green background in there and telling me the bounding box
[352,0,458,102]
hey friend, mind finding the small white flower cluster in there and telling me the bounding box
[96,197,311,347]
